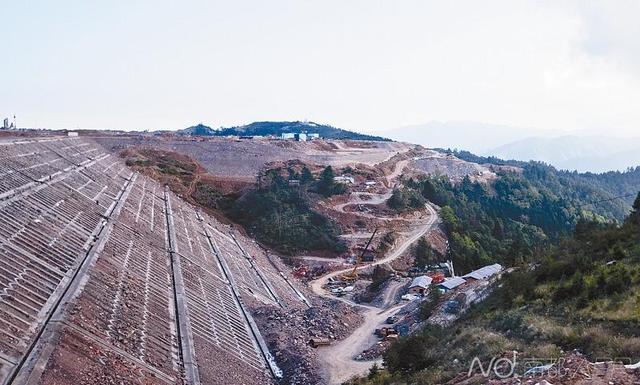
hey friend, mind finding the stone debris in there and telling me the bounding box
[252,301,363,385]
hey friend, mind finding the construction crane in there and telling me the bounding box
[341,228,379,282]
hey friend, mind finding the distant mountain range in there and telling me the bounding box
[487,136,640,172]
[383,121,640,172]
[178,121,390,141]
[382,121,559,153]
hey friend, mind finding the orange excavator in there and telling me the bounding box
[340,228,379,282]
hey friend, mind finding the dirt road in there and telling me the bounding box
[309,204,437,297]
[318,304,403,384]
[307,154,439,384]
[381,279,406,308]
[310,203,439,384]
[332,191,393,220]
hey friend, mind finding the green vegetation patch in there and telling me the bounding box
[227,167,346,255]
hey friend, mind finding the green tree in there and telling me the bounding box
[419,289,442,320]
[414,237,436,268]
[367,364,380,380]
[628,192,640,226]
[387,188,407,211]
[439,206,458,232]
[317,166,346,197]
[300,166,314,184]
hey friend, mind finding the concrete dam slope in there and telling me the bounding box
[0,136,306,385]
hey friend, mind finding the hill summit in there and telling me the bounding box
[178,121,389,141]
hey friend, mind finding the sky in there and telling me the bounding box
[1,0,639,136]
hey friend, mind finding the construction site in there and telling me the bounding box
[0,130,512,384]
[1,131,634,385]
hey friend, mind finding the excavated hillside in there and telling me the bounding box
[0,135,320,385]
[90,135,413,181]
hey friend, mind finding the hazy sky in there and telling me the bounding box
[1,1,639,135]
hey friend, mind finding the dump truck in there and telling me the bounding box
[308,338,331,348]
[374,327,398,338]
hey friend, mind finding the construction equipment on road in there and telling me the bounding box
[340,228,378,282]
[292,265,309,278]
[385,315,399,324]
[375,327,399,338]
[308,338,331,348]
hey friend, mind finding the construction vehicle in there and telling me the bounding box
[427,271,445,284]
[292,265,309,278]
[308,338,331,348]
[340,228,378,282]
[374,327,398,338]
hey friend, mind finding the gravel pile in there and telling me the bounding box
[252,301,363,385]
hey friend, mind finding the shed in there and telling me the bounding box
[437,276,466,292]
[408,275,433,295]
[334,176,355,184]
[462,263,502,281]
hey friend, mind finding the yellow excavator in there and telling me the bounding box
[340,228,379,282]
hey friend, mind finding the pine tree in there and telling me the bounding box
[318,166,337,197]
[629,192,640,226]
[300,166,314,184]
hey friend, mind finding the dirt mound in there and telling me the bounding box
[252,301,363,385]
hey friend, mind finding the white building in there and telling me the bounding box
[308,133,320,140]
[437,276,466,292]
[462,263,502,281]
[281,133,296,140]
[408,275,433,295]
[2,118,9,129]
[334,176,355,184]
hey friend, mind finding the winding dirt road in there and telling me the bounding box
[306,156,439,384]
[311,203,439,384]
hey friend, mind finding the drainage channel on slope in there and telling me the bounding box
[228,232,283,308]
[257,244,312,309]
[5,172,137,385]
[197,215,283,380]
[162,188,201,385]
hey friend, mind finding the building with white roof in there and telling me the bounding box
[334,176,355,184]
[408,275,433,295]
[462,263,502,281]
[437,276,466,292]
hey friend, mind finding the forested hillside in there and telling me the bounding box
[349,194,640,385]
[228,166,347,255]
[408,173,577,274]
[442,149,640,221]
